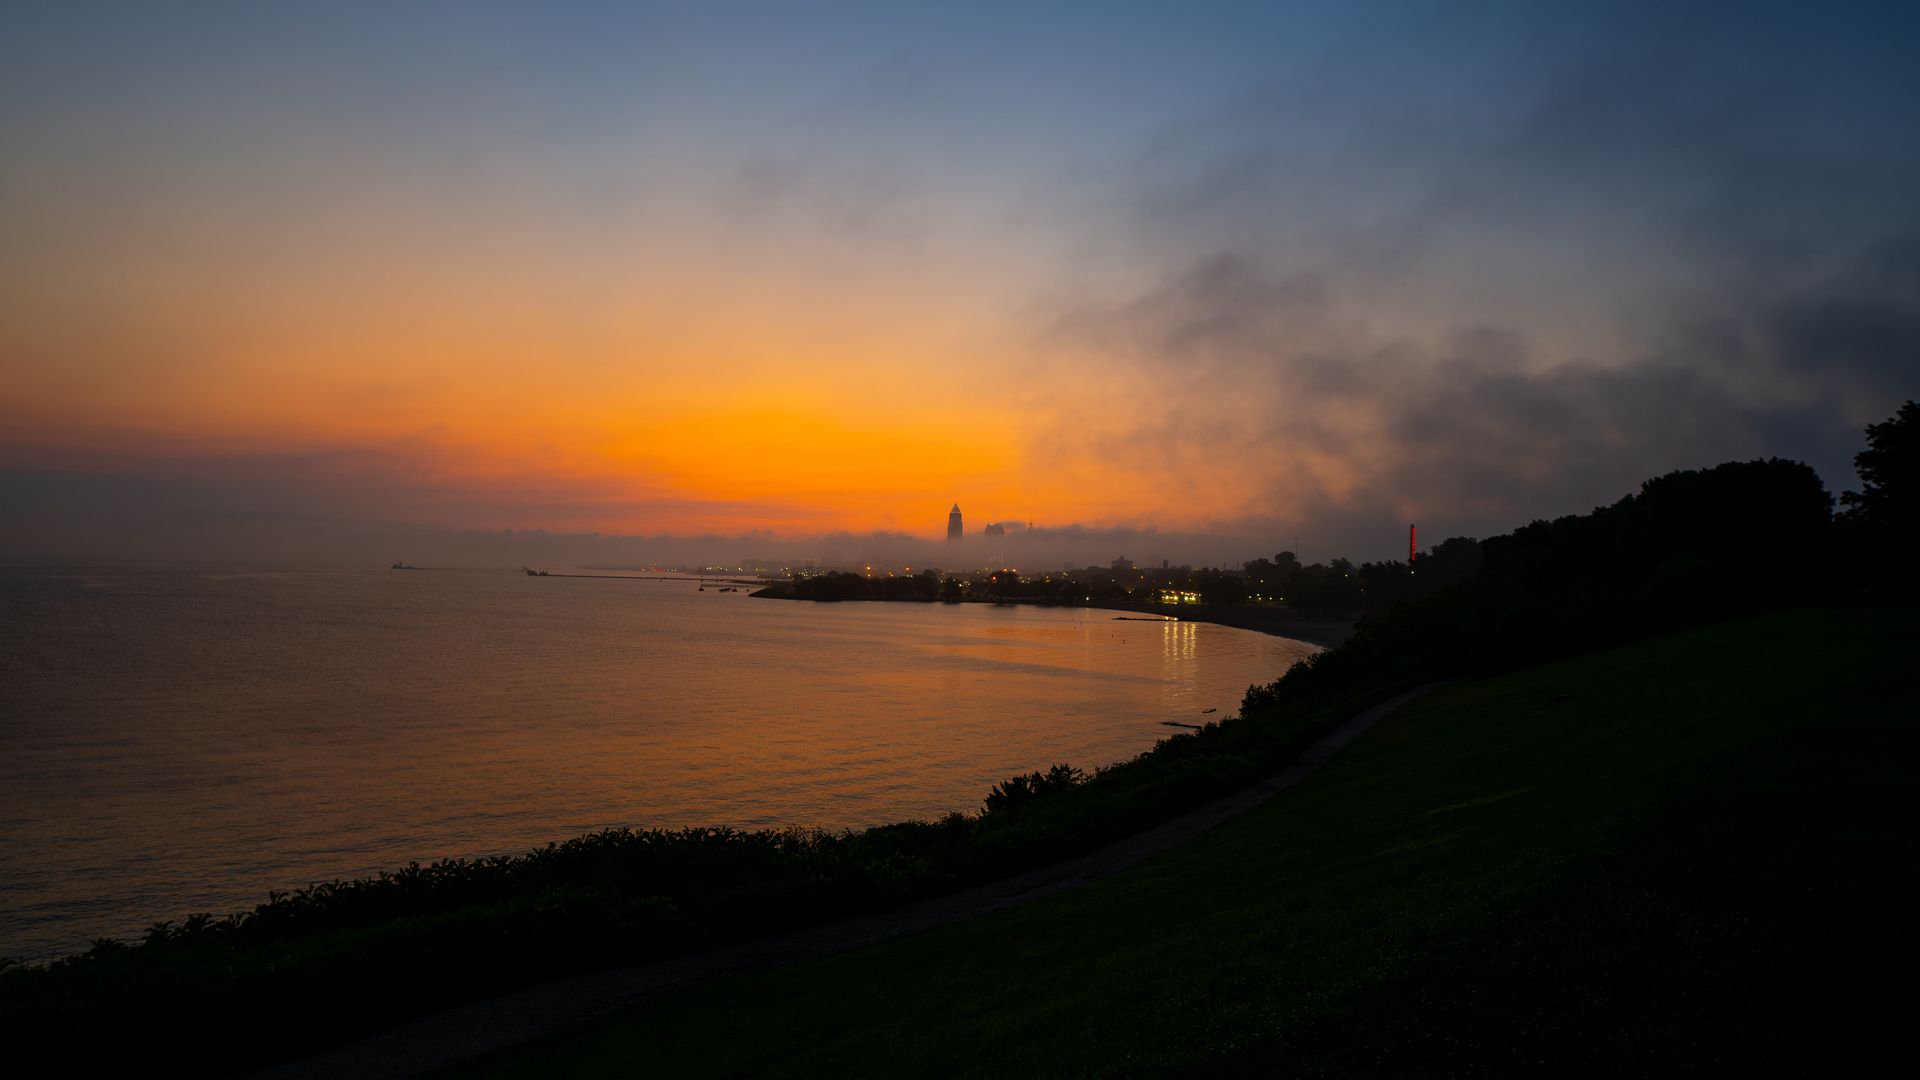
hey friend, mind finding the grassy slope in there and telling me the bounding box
[455,608,1916,1077]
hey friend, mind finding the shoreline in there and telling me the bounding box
[9,575,1365,1071]
[750,588,1357,649]
[1073,599,1355,648]
[254,685,1436,1080]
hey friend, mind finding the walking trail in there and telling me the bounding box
[257,684,1439,1079]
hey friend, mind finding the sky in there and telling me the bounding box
[3,0,1917,568]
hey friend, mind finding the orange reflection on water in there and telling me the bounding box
[0,569,1321,960]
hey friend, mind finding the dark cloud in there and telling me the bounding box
[9,2,1918,570]
[1765,238,1920,392]
[1077,1,1920,315]
[21,221,1905,571]
[1021,2,1920,560]
[1037,236,1919,560]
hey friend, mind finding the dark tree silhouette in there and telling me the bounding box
[1242,551,1302,598]
[1288,561,1363,619]
[1422,537,1483,584]
[1841,401,1918,598]
[1841,401,1917,529]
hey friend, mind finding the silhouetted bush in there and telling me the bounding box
[983,764,1088,816]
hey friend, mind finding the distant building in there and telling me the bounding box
[1112,556,1135,572]
[984,522,1005,538]
[948,503,963,542]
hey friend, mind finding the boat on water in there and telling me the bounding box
[524,568,550,577]
[390,562,418,570]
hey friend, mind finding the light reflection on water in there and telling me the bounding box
[0,567,1317,960]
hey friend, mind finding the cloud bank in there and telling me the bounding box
[2,2,1916,566]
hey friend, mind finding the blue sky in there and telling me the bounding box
[3,1,1917,565]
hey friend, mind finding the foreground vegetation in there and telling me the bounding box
[0,639,1388,1073]
[459,608,1916,1076]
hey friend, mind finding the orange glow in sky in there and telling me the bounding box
[5,5,1908,563]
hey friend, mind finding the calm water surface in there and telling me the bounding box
[0,567,1317,960]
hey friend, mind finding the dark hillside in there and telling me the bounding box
[462,608,1915,1076]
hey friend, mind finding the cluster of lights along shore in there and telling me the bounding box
[753,508,1425,588]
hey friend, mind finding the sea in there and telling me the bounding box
[0,565,1318,962]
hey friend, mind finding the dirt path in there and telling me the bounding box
[254,685,1438,1079]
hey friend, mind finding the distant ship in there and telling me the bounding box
[390,562,418,570]
[524,568,550,577]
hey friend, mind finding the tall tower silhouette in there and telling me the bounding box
[947,503,963,542]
